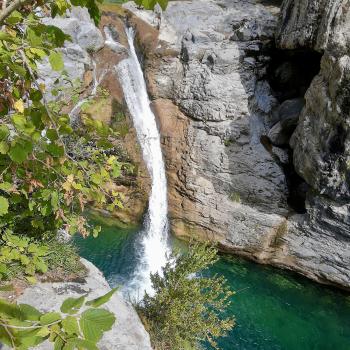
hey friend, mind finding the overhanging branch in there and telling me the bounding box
[0,0,32,25]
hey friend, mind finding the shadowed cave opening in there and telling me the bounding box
[264,48,322,214]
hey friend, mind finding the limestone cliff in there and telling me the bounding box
[124,0,350,289]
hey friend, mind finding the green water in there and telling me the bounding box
[74,218,350,350]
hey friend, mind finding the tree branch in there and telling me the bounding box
[0,0,32,25]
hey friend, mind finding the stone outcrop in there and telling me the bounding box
[276,0,350,288]
[276,0,346,51]
[123,0,350,289]
[1,259,152,350]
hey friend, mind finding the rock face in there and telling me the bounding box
[268,98,304,146]
[2,259,152,350]
[129,0,291,263]
[124,0,350,289]
[39,7,103,92]
[277,0,350,288]
[275,0,345,51]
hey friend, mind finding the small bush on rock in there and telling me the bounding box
[137,242,235,350]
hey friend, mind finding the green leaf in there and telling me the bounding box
[27,27,42,47]
[33,257,48,273]
[51,191,59,210]
[90,173,102,185]
[0,182,12,191]
[46,25,71,46]
[0,196,9,216]
[60,296,85,314]
[0,325,13,346]
[54,336,64,350]
[92,226,101,238]
[0,263,7,273]
[26,276,37,284]
[9,141,32,163]
[6,10,22,24]
[20,254,30,265]
[0,31,18,42]
[0,299,22,319]
[62,315,80,336]
[49,51,64,71]
[157,0,168,10]
[18,304,42,321]
[47,143,64,157]
[0,125,9,140]
[79,308,115,342]
[40,312,61,325]
[0,141,9,154]
[28,243,48,256]
[86,288,117,308]
[47,129,59,141]
[37,325,50,337]
[66,338,98,350]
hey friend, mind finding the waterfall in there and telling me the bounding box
[115,27,169,297]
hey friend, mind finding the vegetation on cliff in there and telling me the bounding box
[137,242,235,350]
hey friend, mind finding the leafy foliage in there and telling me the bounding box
[138,242,235,350]
[0,0,131,281]
[0,289,117,349]
[134,0,168,11]
[0,232,48,283]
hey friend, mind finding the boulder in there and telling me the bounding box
[2,259,153,350]
[268,98,305,145]
[76,22,104,52]
[39,6,104,96]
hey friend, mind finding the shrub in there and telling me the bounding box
[137,242,235,350]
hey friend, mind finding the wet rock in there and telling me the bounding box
[128,0,290,259]
[276,0,350,288]
[277,98,305,122]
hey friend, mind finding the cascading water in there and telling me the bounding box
[114,27,169,297]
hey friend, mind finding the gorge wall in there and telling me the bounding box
[125,0,350,289]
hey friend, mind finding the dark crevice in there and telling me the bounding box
[329,124,346,155]
[266,48,322,102]
[261,46,322,214]
[257,0,284,6]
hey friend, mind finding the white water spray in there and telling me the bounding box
[115,27,169,297]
